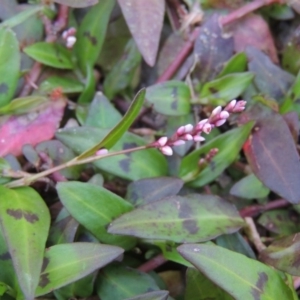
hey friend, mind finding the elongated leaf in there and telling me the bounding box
[24,42,73,69]
[118,0,165,66]
[57,181,136,249]
[179,122,253,187]
[0,27,20,107]
[35,243,123,296]
[75,0,115,72]
[0,186,50,300]
[39,76,84,94]
[178,244,294,299]
[217,52,247,77]
[53,0,98,7]
[146,81,191,116]
[78,63,96,104]
[108,194,244,243]
[76,88,145,159]
[124,290,169,300]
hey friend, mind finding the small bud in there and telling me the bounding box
[220,111,229,119]
[183,134,193,141]
[66,36,76,48]
[233,100,246,112]
[96,148,108,156]
[215,119,226,127]
[202,123,212,134]
[157,136,168,147]
[225,99,237,111]
[198,158,206,166]
[184,124,194,133]
[173,140,185,146]
[193,135,205,142]
[177,126,185,135]
[160,146,173,156]
[62,30,68,40]
[211,106,222,117]
[196,119,208,130]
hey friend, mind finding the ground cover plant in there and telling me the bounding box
[1,0,300,299]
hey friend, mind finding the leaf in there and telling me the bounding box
[194,14,234,83]
[246,46,294,101]
[56,181,136,249]
[179,122,254,187]
[103,39,141,99]
[145,81,191,116]
[177,244,294,300]
[78,64,96,104]
[0,186,50,300]
[230,173,270,199]
[53,0,98,7]
[243,107,300,204]
[108,194,244,243]
[24,42,73,69]
[126,177,184,206]
[75,0,115,72]
[56,128,168,181]
[76,88,145,159]
[39,76,84,94]
[0,27,20,107]
[260,234,300,276]
[125,290,169,300]
[84,92,122,128]
[35,243,124,296]
[0,98,66,157]
[217,52,247,78]
[185,268,234,300]
[96,263,161,300]
[233,14,278,63]
[199,72,254,105]
[118,0,165,66]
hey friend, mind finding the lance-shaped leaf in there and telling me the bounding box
[35,243,123,297]
[53,0,98,7]
[57,181,136,249]
[260,234,300,276]
[108,194,244,243]
[75,0,115,72]
[217,52,247,78]
[76,88,145,160]
[243,109,300,204]
[177,244,294,300]
[0,186,50,300]
[124,290,169,300]
[0,27,20,107]
[118,0,165,66]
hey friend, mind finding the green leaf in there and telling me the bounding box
[75,0,115,72]
[145,81,191,116]
[0,27,20,107]
[76,88,145,160]
[230,174,270,199]
[56,181,136,249]
[177,244,294,300]
[96,263,161,300]
[53,0,98,7]
[124,291,170,300]
[108,194,244,243]
[35,243,124,296]
[39,76,84,94]
[78,64,96,104]
[24,42,73,69]
[179,122,254,187]
[217,52,247,78]
[199,72,254,105]
[0,186,50,300]
[103,39,141,98]
[0,96,47,115]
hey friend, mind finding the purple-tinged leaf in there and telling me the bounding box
[53,0,98,7]
[118,0,165,66]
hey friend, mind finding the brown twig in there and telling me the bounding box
[244,217,266,253]
[137,253,167,273]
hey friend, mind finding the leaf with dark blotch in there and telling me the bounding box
[0,186,50,300]
[108,194,244,243]
[0,27,20,107]
[124,290,169,300]
[126,177,184,206]
[243,108,300,204]
[96,263,161,300]
[193,14,234,83]
[118,0,165,66]
[35,243,124,297]
[177,244,294,300]
[233,14,278,63]
[246,46,294,101]
[53,0,98,7]
[260,234,300,276]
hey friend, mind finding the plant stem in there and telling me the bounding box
[137,254,167,272]
[244,217,266,253]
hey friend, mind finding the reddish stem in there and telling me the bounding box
[137,254,167,273]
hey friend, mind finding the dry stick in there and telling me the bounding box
[244,217,266,253]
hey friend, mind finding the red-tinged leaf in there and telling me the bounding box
[0,98,66,157]
[243,107,300,204]
[232,14,278,63]
[193,14,234,83]
[53,0,98,7]
[118,0,165,66]
[283,111,299,142]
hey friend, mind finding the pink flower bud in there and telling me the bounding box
[202,123,212,134]
[193,135,205,142]
[233,100,246,112]
[173,140,185,146]
[160,146,173,156]
[66,36,76,48]
[220,111,229,119]
[184,124,194,133]
[226,99,237,111]
[211,106,222,117]
[157,136,168,147]
[177,126,185,135]
[62,30,68,39]
[198,158,206,166]
[96,148,108,156]
[183,134,193,141]
[196,119,208,130]
[215,119,226,127]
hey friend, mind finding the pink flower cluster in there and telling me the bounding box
[62,27,77,48]
[153,99,246,156]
